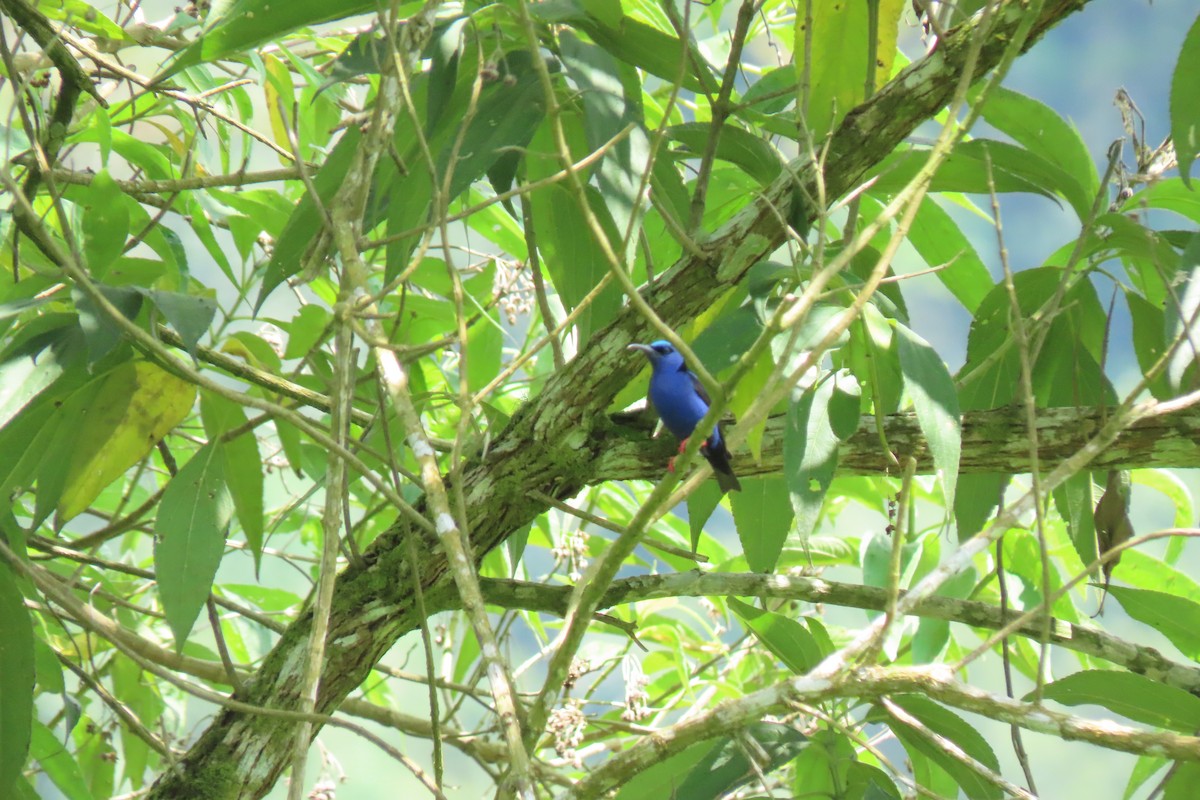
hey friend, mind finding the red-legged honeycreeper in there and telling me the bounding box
[628,340,742,493]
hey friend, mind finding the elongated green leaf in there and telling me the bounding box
[0,563,33,796]
[729,598,822,674]
[785,379,840,541]
[1039,670,1200,732]
[465,317,502,395]
[1164,233,1200,392]
[613,739,718,799]
[72,283,142,366]
[535,0,715,93]
[894,323,960,510]
[80,170,130,279]
[1053,471,1098,574]
[666,123,783,185]
[154,443,234,648]
[1124,289,1173,400]
[560,33,651,259]
[686,480,723,553]
[1171,14,1200,187]
[199,391,264,575]
[674,722,808,799]
[907,198,992,313]
[955,473,1006,541]
[1041,671,1200,734]
[161,0,415,78]
[1107,586,1200,661]
[0,324,83,431]
[691,304,760,375]
[29,720,93,800]
[886,696,1001,800]
[731,476,793,573]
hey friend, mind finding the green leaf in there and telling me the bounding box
[613,738,719,799]
[1164,233,1200,392]
[979,85,1099,213]
[1171,14,1200,187]
[686,480,723,553]
[161,0,414,78]
[0,323,83,431]
[665,123,783,185]
[673,722,808,798]
[1038,670,1200,732]
[886,696,1001,800]
[907,198,993,313]
[72,283,142,366]
[955,473,1007,541]
[1124,289,1173,400]
[691,304,760,375]
[281,304,331,360]
[465,317,502,395]
[154,443,234,648]
[539,0,716,94]
[1118,550,1200,606]
[200,391,264,576]
[784,379,840,541]
[1124,755,1169,800]
[529,180,623,343]
[146,290,216,354]
[0,562,34,796]
[1106,586,1200,662]
[1053,471,1098,574]
[560,32,652,258]
[731,476,793,573]
[894,322,960,510]
[1165,761,1200,800]
[792,729,856,798]
[29,720,93,800]
[729,598,822,674]
[1133,469,1195,562]
[827,370,861,440]
[79,170,130,279]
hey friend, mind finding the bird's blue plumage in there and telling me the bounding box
[628,340,741,492]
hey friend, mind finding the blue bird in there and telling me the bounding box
[628,340,742,493]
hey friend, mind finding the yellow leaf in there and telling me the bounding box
[794,0,905,142]
[57,361,196,522]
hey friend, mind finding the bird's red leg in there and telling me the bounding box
[668,438,689,473]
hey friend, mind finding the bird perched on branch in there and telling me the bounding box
[628,340,742,493]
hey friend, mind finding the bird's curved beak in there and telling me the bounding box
[627,343,653,356]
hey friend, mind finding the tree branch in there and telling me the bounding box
[147,2,1099,797]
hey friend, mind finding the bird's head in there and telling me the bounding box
[627,340,682,369]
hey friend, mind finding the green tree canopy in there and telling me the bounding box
[2,0,1200,798]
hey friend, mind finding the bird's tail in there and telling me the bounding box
[701,438,742,493]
